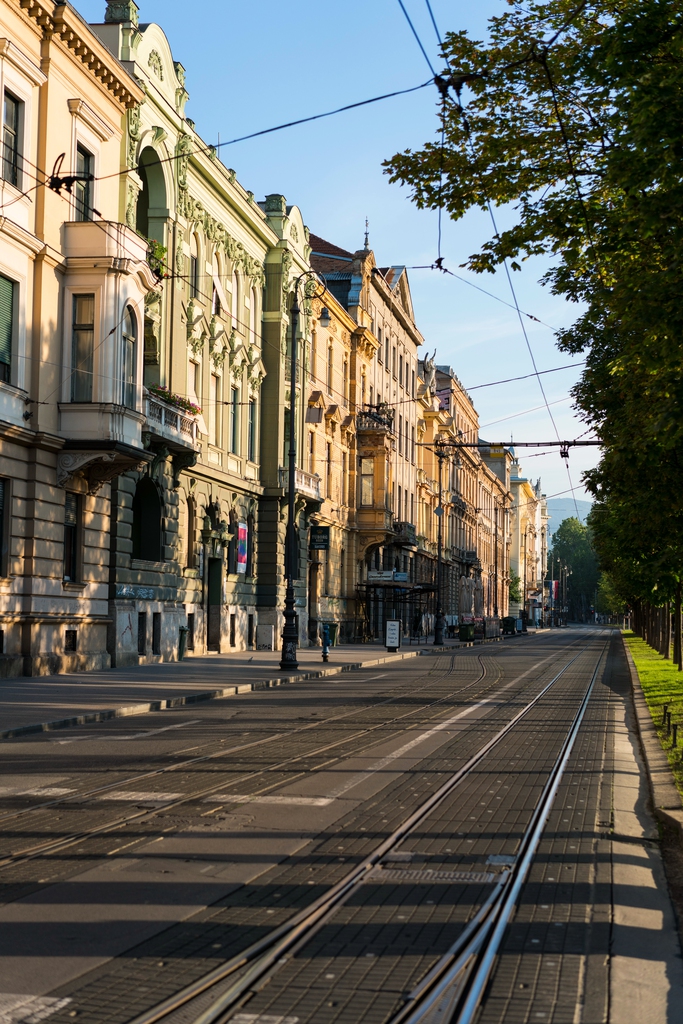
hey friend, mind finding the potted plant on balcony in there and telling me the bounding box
[146,383,201,416]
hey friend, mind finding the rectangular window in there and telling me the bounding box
[398,484,402,519]
[411,425,416,463]
[398,415,403,455]
[0,274,13,384]
[189,254,198,298]
[152,612,161,655]
[230,613,236,647]
[122,308,136,408]
[71,294,95,402]
[74,145,93,222]
[2,92,20,187]
[385,334,390,367]
[327,347,333,393]
[360,457,374,506]
[341,451,347,506]
[326,441,332,498]
[248,399,256,462]
[63,492,79,582]
[137,612,147,655]
[308,431,315,474]
[399,354,403,389]
[231,386,239,453]
[392,347,397,378]
[209,374,221,446]
[65,629,78,653]
[377,329,382,363]
[412,369,415,397]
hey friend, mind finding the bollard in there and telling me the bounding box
[321,623,330,663]
[663,704,669,725]
[673,723,678,750]
[667,711,672,736]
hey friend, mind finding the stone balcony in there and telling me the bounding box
[357,409,394,434]
[279,466,321,501]
[393,521,417,547]
[144,390,199,452]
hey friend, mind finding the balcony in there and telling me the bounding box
[357,409,394,434]
[393,521,417,547]
[144,390,199,451]
[279,467,321,501]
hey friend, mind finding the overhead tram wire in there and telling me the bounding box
[395,0,438,77]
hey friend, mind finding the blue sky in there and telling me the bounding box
[81,0,598,503]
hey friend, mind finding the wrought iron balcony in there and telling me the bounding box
[279,466,321,501]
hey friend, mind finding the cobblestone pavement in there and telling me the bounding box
[0,630,679,1024]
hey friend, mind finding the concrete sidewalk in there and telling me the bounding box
[0,642,444,738]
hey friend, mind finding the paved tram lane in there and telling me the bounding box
[0,631,679,1024]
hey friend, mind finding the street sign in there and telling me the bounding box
[434,507,444,517]
[310,526,330,550]
[385,619,401,652]
[368,570,395,582]
[489,445,505,457]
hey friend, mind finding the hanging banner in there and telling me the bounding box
[237,522,248,574]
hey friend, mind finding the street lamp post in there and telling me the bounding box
[280,273,329,672]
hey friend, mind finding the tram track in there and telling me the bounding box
[114,638,607,1024]
[0,639,579,870]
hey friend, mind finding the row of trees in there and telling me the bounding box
[385,0,683,659]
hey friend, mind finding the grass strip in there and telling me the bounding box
[624,630,683,796]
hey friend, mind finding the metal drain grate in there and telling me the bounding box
[368,868,497,884]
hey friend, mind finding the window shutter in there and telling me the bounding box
[0,275,13,369]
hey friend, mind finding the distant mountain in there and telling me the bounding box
[546,498,592,535]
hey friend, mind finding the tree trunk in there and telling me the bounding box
[676,583,682,672]
[664,602,671,659]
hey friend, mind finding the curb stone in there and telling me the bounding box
[0,631,538,742]
[623,635,683,840]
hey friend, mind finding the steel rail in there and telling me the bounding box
[0,642,541,872]
[126,640,600,1024]
[390,642,608,1024]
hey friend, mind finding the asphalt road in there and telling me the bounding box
[0,629,679,1024]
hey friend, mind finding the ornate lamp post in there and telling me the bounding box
[280,272,329,671]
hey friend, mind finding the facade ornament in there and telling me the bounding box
[290,223,298,243]
[172,450,197,489]
[125,183,137,229]
[148,50,164,80]
[281,249,293,302]
[105,1,139,26]
[264,193,286,215]
[149,445,169,479]
[422,349,437,392]
[151,125,167,146]
[127,103,142,167]
[177,191,265,286]
[57,451,137,495]
[175,239,184,275]
[144,291,162,365]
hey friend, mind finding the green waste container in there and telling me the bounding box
[458,623,475,642]
[178,626,189,660]
[322,622,339,647]
[503,616,516,636]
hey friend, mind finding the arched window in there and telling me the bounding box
[231,270,239,324]
[189,235,199,299]
[122,305,137,408]
[186,496,195,569]
[212,254,221,315]
[132,478,162,561]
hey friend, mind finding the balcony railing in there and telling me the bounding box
[279,466,321,501]
[144,391,199,449]
[357,409,394,433]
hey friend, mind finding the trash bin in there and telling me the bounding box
[178,625,189,660]
[326,622,339,647]
[503,616,516,636]
[458,623,475,642]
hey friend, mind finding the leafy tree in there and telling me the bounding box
[548,517,599,620]
[509,569,521,605]
[384,0,683,646]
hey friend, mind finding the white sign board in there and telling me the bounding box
[385,619,401,651]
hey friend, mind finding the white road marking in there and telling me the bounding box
[0,994,71,1023]
[98,791,184,805]
[231,1015,299,1024]
[203,795,333,807]
[51,720,201,744]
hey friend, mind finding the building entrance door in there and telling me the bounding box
[207,558,222,651]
